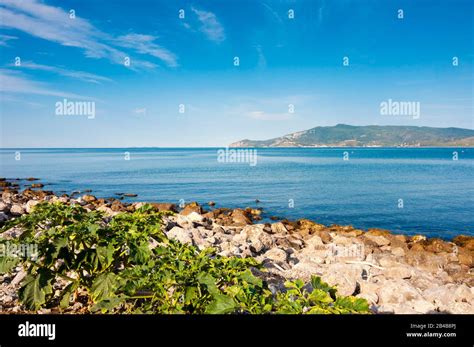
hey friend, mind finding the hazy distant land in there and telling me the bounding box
[229,124,474,148]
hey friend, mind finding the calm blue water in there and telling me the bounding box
[0,148,473,239]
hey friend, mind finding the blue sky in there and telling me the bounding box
[0,0,473,147]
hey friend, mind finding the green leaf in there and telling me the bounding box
[0,256,20,274]
[90,296,124,313]
[184,286,197,304]
[238,269,262,287]
[130,242,151,264]
[308,289,333,304]
[335,296,369,313]
[59,281,78,309]
[91,272,118,302]
[310,276,337,298]
[197,272,219,295]
[205,294,236,314]
[19,269,54,310]
[97,244,115,269]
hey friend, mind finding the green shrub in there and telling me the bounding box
[0,202,369,314]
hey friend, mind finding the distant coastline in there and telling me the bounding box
[229,124,474,148]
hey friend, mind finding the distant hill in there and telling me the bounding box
[229,124,474,147]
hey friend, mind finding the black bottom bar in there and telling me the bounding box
[0,314,472,346]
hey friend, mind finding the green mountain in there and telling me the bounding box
[229,124,474,147]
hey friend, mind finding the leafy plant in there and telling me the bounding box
[0,202,369,314]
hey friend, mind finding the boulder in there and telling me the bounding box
[9,204,25,216]
[423,285,456,307]
[111,200,125,211]
[25,200,39,213]
[363,234,390,247]
[151,203,178,212]
[378,280,423,305]
[231,209,252,226]
[270,222,287,235]
[423,238,455,253]
[391,247,406,257]
[262,248,288,263]
[181,202,202,216]
[243,225,273,252]
[166,226,193,245]
[457,248,474,267]
[82,195,96,203]
[186,212,204,224]
[320,263,362,296]
[305,235,324,248]
[453,235,474,251]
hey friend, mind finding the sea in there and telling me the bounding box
[0,147,472,239]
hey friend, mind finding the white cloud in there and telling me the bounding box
[133,107,147,116]
[0,69,95,99]
[115,34,178,68]
[191,7,225,43]
[12,61,113,84]
[0,0,177,68]
[0,34,18,46]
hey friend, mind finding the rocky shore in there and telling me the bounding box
[0,178,473,314]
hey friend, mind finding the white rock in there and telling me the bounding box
[454,284,473,303]
[244,225,273,252]
[320,263,363,296]
[25,200,40,213]
[377,280,422,304]
[440,301,474,314]
[9,204,25,216]
[96,205,119,217]
[305,235,324,248]
[391,247,406,257]
[412,299,436,313]
[263,248,287,263]
[383,266,414,279]
[377,303,418,314]
[364,234,390,247]
[176,214,191,228]
[330,234,353,245]
[186,212,204,224]
[271,222,287,234]
[166,226,193,245]
[423,285,455,306]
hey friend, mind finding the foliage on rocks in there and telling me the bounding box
[0,202,369,314]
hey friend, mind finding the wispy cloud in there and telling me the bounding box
[133,107,147,116]
[10,61,113,84]
[0,33,17,46]
[0,69,95,99]
[255,45,267,68]
[0,0,177,68]
[191,7,225,43]
[115,34,178,68]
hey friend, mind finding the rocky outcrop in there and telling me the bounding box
[0,181,473,314]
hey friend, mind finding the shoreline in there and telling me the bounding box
[0,178,473,314]
[0,176,470,241]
